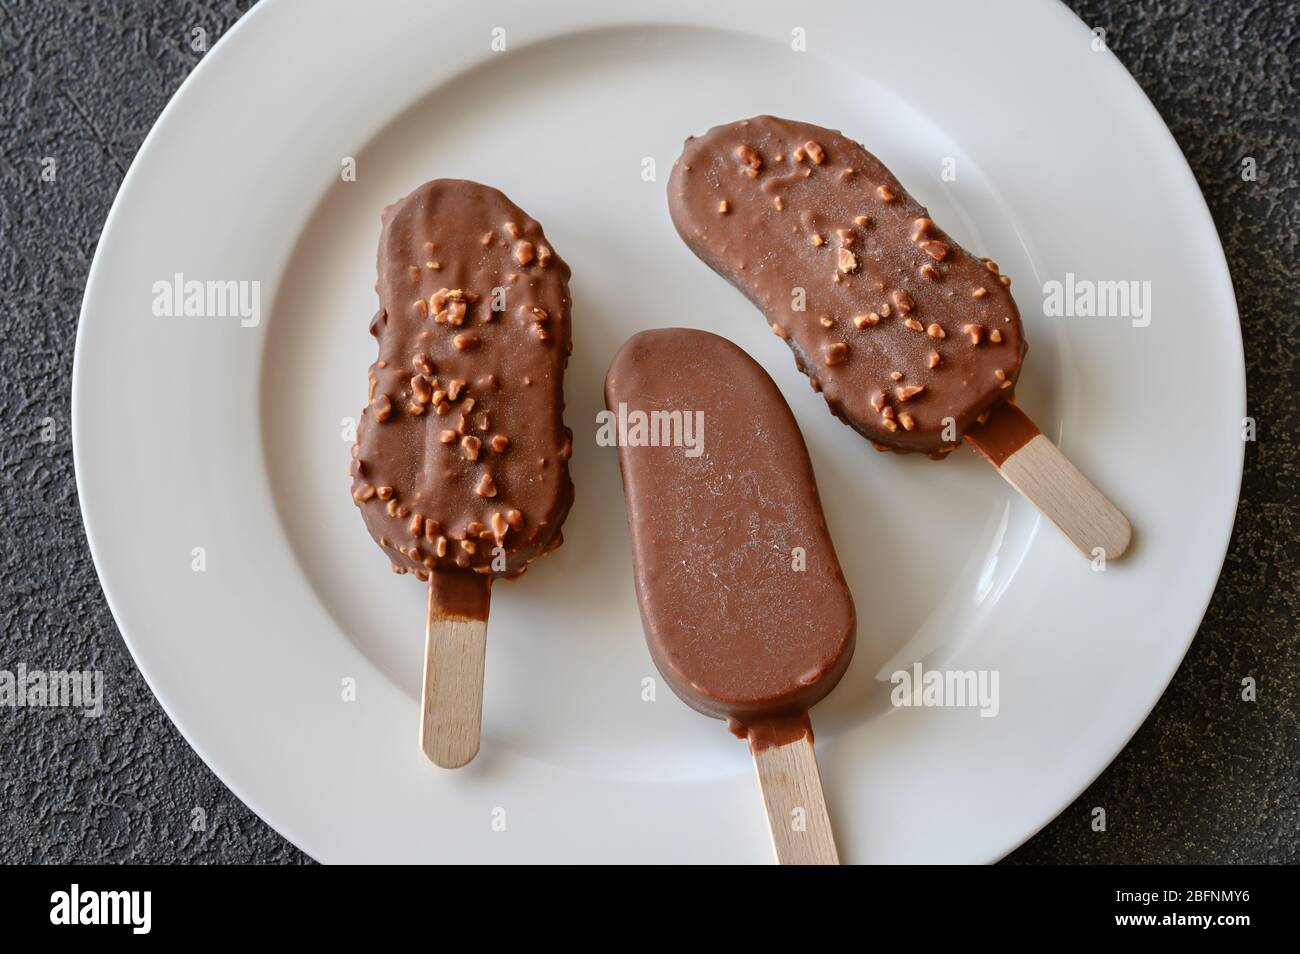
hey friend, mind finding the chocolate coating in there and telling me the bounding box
[668,116,1028,455]
[350,180,574,581]
[605,328,855,728]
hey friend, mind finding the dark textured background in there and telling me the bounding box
[1,0,1294,864]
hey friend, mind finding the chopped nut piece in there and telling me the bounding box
[439,429,456,444]
[973,287,989,299]
[870,389,887,412]
[928,350,942,369]
[461,435,481,460]
[453,332,479,351]
[447,379,465,401]
[1000,274,1011,287]
[443,300,467,325]
[811,233,825,247]
[896,384,925,402]
[409,514,424,536]
[920,240,949,261]
[386,499,399,516]
[983,259,1000,273]
[476,473,497,498]
[910,217,934,241]
[804,140,825,164]
[490,512,509,542]
[837,248,859,273]
[892,290,915,314]
[879,303,892,318]
[962,323,984,344]
[854,214,870,226]
[504,221,521,239]
[824,342,849,365]
[412,353,433,375]
[836,228,855,246]
[792,146,806,162]
[536,244,552,267]
[921,264,941,280]
[926,323,946,339]
[772,323,788,338]
[460,539,477,554]
[353,484,376,502]
[853,313,879,328]
[371,394,392,422]
[407,402,426,416]
[411,375,433,404]
[718,200,729,214]
[735,143,763,172]
[877,185,896,202]
[514,241,535,266]
[989,329,1003,343]
[490,434,510,453]
[435,536,448,557]
[904,317,924,332]
[994,369,1007,381]
[882,418,898,432]
[819,316,834,328]
[773,196,785,211]
[890,370,903,381]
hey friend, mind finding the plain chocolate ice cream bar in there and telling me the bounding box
[350,179,574,588]
[668,115,1028,456]
[607,327,853,862]
[605,327,855,731]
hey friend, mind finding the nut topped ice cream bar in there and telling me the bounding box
[350,179,574,582]
[669,115,1028,456]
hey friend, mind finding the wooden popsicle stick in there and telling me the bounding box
[749,715,839,865]
[421,573,493,769]
[965,402,1132,561]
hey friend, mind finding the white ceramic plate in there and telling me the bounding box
[73,0,1242,863]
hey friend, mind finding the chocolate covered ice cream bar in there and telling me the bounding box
[607,327,853,863]
[670,117,1130,559]
[350,179,575,766]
